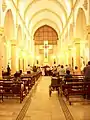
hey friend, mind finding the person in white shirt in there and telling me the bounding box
[59,65,65,76]
[74,66,80,75]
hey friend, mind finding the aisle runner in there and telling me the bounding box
[58,96,74,120]
[16,76,74,120]
[15,77,41,120]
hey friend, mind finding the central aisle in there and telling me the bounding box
[24,76,65,120]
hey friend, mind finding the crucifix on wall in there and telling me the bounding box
[44,41,48,62]
[40,41,52,63]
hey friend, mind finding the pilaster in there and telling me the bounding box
[11,40,17,74]
[87,25,90,60]
[0,27,4,77]
[74,38,81,71]
[68,45,72,66]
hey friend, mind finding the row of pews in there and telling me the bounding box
[50,75,90,105]
[0,71,41,103]
[61,75,90,105]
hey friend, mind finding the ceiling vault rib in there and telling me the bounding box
[24,0,41,18]
[11,0,30,36]
[24,0,67,21]
[60,0,79,38]
[48,0,67,19]
[28,8,63,29]
[17,0,74,39]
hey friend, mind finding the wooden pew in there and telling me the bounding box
[21,71,41,93]
[0,71,41,103]
[62,81,90,105]
[72,75,84,79]
[64,77,84,83]
[0,81,3,101]
[0,81,24,103]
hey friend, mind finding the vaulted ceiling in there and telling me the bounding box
[17,0,76,44]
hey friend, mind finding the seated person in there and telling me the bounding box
[64,70,72,82]
[52,73,57,77]
[14,70,22,78]
[27,71,31,74]
[59,65,65,76]
[74,66,80,75]
[51,73,59,86]
[33,66,37,72]
[7,64,11,76]
[19,70,22,75]
[26,65,31,74]
[65,70,72,78]
[13,72,21,82]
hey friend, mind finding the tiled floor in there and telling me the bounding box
[0,98,23,119]
[24,76,65,120]
[0,76,90,120]
[61,90,90,120]
[0,77,40,120]
[67,98,90,120]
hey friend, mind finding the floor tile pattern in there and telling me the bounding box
[24,76,65,120]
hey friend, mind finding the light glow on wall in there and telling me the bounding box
[36,56,40,60]
[52,55,56,59]
[85,48,89,60]
[62,15,66,25]
[64,0,71,15]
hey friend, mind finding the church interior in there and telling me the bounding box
[0,0,90,120]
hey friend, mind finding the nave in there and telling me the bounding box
[0,76,90,120]
[24,76,65,120]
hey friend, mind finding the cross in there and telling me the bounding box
[39,41,52,63]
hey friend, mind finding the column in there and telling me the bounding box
[87,25,90,60]
[0,27,4,77]
[24,56,27,72]
[74,38,81,71]
[57,39,60,64]
[11,40,17,74]
[88,0,90,24]
[19,57,23,71]
[23,51,27,72]
[68,45,72,66]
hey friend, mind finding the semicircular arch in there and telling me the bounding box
[31,19,60,37]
